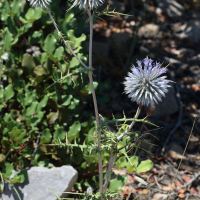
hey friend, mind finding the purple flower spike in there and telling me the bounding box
[124,58,170,106]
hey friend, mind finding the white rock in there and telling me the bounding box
[1,166,78,200]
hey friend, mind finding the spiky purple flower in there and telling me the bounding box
[68,0,104,10]
[27,0,51,9]
[124,58,170,106]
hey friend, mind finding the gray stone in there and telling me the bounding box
[1,166,78,200]
[156,0,185,17]
[138,24,160,38]
[152,83,179,116]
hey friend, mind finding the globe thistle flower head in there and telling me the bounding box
[124,58,170,106]
[68,0,104,10]
[27,0,51,9]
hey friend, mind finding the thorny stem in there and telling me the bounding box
[48,11,89,70]
[103,103,142,192]
[117,103,142,141]
[87,8,103,197]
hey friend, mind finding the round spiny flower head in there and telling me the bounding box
[27,0,51,9]
[68,0,104,10]
[124,58,170,106]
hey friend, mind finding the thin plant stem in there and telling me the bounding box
[103,103,142,192]
[117,103,142,141]
[103,153,116,193]
[87,8,103,197]
[47,11,89,70]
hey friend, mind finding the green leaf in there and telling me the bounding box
[0,88,4,103]
[108,175,127,192]
[24,92,37,106]
[62,94,72,106]
[17,90,24,105]
[22,53,36,74]
[26,102,38,116]
[25,8,43,21]
[69,57,80,68]
[47,112,58,125]
[11,0,22,14]
[0,154,6,164]
[41,128,52,143]
[71,147,83,164]
[115,156,127,170]
[80,82,98,95]
[67,121,81,142]
[83,154,98,164]
[38,161,54,168]
[43,34,57,54]
[127,156,138,172]
[4,84,14,100]
[67,30,86,49]
[136,160,153,174]
[40,52,48,64]
[37,96,48,112]
[34,65,47,76]
[2,163,14,179]
[54,47,64,61]
[53,126,65,141]
[2,28,13,51]
[8,127,26,142]
[10,170,28,184]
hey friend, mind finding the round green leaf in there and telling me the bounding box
[53,126,65,141]
[25,8,43,21]
[136,159,154,174]
[115,156,127,170]
[43,34,57,54]
[22,53,36,74]
[4,84,14,100]
[67,121,81,142]
[127,156,138,172]
[26,102,38,116]
[47,112,58,124]
[108,175,127,192]
[41,128,52,143]
[62,94,72,106]
[54,46,64,61]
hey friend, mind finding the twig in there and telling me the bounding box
[29,131,41,167]
[164,171,200,199]
[103,153,116,193]
[154,175,162,189]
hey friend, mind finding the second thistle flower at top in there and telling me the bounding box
[124,58,170,106]
[68,0,104,10]
[27,0,51,9]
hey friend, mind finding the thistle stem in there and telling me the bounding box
[117,103,142,141]
[87,8,103,197]
[48,11,89,70]
[103,103,142,192]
